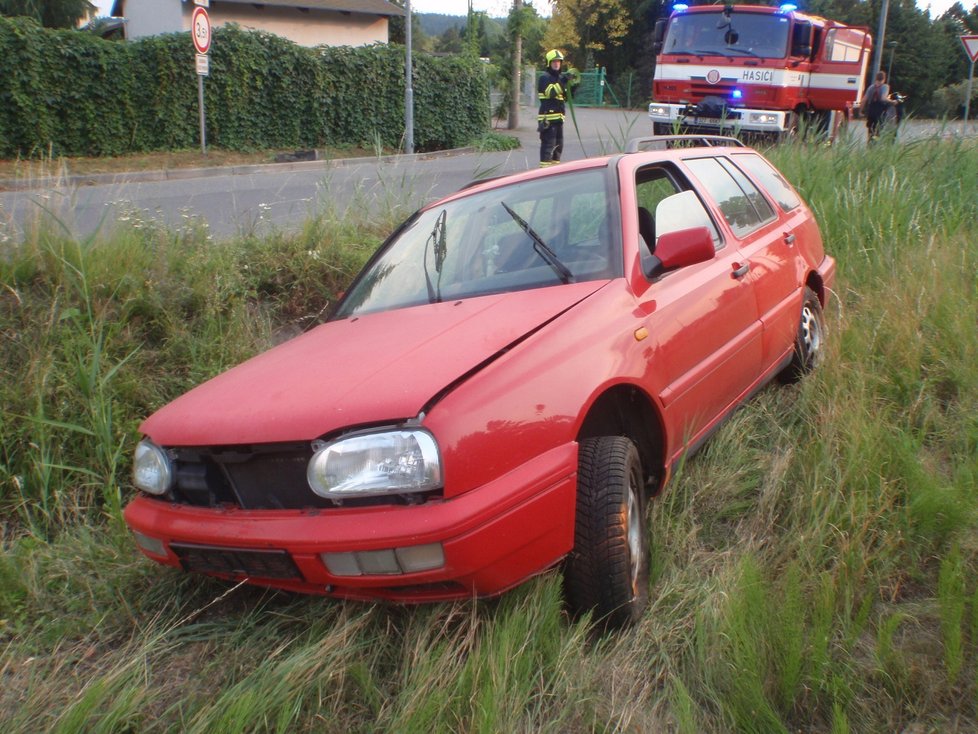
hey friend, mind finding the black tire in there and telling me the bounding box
[778,286,825,383]
[564,436,649,628]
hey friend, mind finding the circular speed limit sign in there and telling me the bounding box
[192,6,211,55]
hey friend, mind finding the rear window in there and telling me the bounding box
[683,156,775,238]
[732,153,802,211]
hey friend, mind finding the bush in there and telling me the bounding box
[0,17,490,157]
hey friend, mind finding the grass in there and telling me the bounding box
[1,134,978,732]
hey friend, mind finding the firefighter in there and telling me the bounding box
[537,49,579,167]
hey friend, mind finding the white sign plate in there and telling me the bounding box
[962,35,978,63]
[196,53,209,76]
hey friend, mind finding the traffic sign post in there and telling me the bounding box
[193,5,211,155]
[961,35,978,129]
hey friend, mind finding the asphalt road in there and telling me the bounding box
[1,106,974,244]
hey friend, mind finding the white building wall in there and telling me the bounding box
[119,0,389,47]
[122,0,185,40]
[209,6,389,47]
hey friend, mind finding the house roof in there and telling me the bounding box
[110,0,405,19]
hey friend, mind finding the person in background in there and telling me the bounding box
[537,49,579,167]
[862,71,896,142]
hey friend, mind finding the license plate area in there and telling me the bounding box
[171,543,302,580]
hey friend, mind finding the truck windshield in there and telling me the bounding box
[334,168,620,319]
[664,11,790,60]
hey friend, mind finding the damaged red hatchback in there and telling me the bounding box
[125,136,833,627]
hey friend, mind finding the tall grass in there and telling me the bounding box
[1,136,977,731]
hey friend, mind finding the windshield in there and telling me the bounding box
[334,168,620,319]
[664,11,790,60]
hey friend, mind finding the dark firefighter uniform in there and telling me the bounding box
[537,49,579,167]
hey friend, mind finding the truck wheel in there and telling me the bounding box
[778,286,825,383]
[564,436,649,628]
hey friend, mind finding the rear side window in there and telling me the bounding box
[732,153,802,211]
[684,156,776,238]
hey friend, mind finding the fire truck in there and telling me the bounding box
[649,3,872,138]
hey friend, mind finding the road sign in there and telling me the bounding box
[196,53,209,76]
[195,0,209,6]
[962,35,978,63]
[192,6,211,55]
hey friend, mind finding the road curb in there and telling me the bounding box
[0,145,482,192]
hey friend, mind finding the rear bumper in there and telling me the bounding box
[124,443,577,602]
[649,102,790,134]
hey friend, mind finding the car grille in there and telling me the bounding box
[171,543,302,580]
[169,443,332,510]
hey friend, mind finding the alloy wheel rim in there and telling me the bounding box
[626,476,642,595]
[800,304,822,363]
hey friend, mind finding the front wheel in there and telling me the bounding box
[778,286,825,383]
[564,436,649,628]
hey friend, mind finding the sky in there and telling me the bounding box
[92,0,967,23]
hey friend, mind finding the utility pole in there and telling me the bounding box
[405,0,414,154]
[870,0,891,79]
[508,0,522,130]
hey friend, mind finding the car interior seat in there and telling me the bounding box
[638,206,656,254]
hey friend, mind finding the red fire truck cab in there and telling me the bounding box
[650,3,872,138]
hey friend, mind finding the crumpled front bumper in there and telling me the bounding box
[124,443,578,603]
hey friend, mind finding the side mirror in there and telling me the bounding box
[653,19,665,54]
[647,226,715,277]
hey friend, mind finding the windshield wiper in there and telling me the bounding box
[500,202,573,284]
[423,209,447,303]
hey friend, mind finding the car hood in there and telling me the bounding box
[141,281,607,446]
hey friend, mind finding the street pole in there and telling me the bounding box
[508,0,522,130]
[966,59,975,130]
[405,0,414,154]
[870,0,890,79]
[198,75,206,156]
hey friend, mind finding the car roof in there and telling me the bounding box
[432,136,755,210]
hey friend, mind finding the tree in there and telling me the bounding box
[0,0,95,28]
[388,0,430,50]
[542,0,631,70]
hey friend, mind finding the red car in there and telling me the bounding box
[126,136,833,627]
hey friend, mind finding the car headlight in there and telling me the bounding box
[649,104,670,117]
[307,429,442,500]
[133,439,174,496]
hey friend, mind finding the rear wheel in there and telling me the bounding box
[564,436,649,628]
[778,286,825,383]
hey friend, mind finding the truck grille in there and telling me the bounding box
[690,81,738,100]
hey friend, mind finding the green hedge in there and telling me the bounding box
[0,17,489,157]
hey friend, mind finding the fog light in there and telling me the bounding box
[133,531,166,557]
[321,543,446,577]
[395,543,445,573]
[356,550,401,575]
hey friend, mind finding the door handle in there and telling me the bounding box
[732,262,750,278]
[783,232,796,245]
